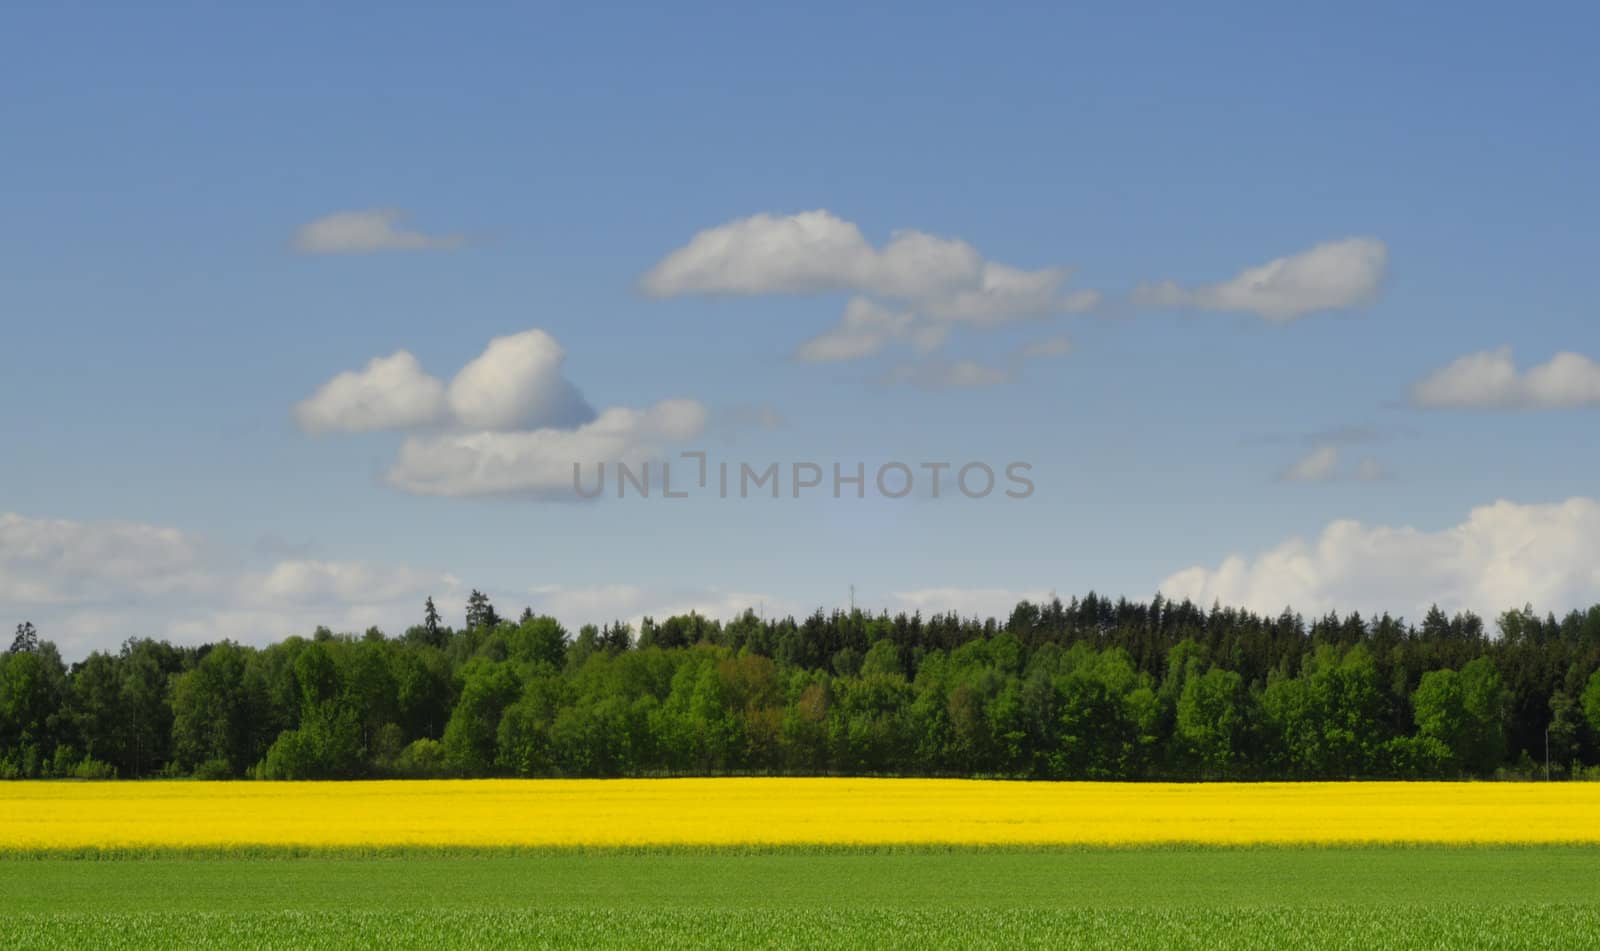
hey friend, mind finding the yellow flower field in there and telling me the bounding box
[4,779,1599,851]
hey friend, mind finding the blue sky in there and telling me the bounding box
[4,2,1599,657]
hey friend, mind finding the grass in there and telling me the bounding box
[9,907,1599,950]
[4,847,1600,948]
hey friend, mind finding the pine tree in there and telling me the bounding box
[465,590,499,632]
[9,621,37,654]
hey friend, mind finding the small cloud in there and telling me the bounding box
[645,210,1098,363]
[1278,445,1393,484]
[292,209,465,254]
[1411,347,1600,410]
[1133,236,1387,322]
[1280,445,1342,483]
[889,587,1053,620]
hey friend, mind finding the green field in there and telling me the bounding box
[4,848,1599,948]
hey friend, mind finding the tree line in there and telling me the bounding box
[5,592,1600,781]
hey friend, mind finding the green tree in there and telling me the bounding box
[441,660,521,773]
[1582,668,1600,738]
[1412,657,1507,774]
[10,621,39,654]
[465,590,500,632]
[1175,666,1243,778]
[171,643,263,777]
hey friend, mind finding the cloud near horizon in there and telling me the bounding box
[0,512,466,659]
[1159,497,1600,621]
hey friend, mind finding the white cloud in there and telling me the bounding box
[1280,445,1341,483]
[297,329,698,500]
[1158,497,1600,620]
[1279,446,1393,484]
[293,351,447,435]
[794,298,915,363]
[1412,347,1600,410]
[0,512,462,658]
[888,587,1052,620]
[922,264,1096,326]
[295,331,595,436]
[238,560,449,609]
[1133,237,1387,322]
[0,512,213,606]
[644,210,1097,364]
[641,210,977,299]
[446,329,594,430]
[292,209,465,254]
[388,399,708,497]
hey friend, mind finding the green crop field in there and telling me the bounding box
[4,847,1599,949]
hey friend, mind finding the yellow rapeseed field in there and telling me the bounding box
[3,779,1599,851]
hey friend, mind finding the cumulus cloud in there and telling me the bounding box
[388,399,708,497]
[293,352,448,435]
[296,332,594,436]
[0,512,462,658]
[1411,347,1600,410]
[1133,237,1387,322]
[889,587,1053,620]
[1158,498,1600,621]
[446,329,595,430]
[292,209,465,254]
[644,210,1098,365]
[297,330,701,498]
[641,210,977,299]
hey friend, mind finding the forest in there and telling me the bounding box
[4,592,1600,782]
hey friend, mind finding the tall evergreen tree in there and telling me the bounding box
[10,622,38,654]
